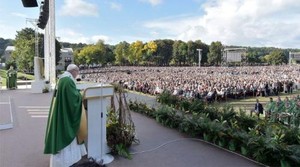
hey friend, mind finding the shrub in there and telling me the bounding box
[107,122,134,159]
[129,99,300,167]
[156,105,181,129]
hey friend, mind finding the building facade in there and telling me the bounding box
[3,46,15,63]
[56,48,74,71]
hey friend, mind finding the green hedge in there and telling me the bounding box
[129,99,300,167]
[0,69,35,86]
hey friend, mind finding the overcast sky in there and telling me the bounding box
[0,0,299,48]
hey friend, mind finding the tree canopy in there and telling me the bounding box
[264,50,287,65]
[114,41,130,65]
[208,41,223,65]
[3,27,300,70]
[12,28,36,72]
[10,28,61,72]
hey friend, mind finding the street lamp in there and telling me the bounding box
[26,18,41,80]
[197,49,202,67]
[22,0,55,92]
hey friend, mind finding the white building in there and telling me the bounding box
[223,48,246,63]
[289,52,300,64]
[56,48,74,71]
[3,46,15,62]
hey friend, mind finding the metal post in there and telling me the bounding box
[44,23,49,81]
[34,24,41,80]
[49,0,56,88]
[197,49,202,67]
[289,52,291,65]
[26,18,41,80]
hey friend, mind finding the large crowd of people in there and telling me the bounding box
[80,65,300,126]
[80,65,300,102]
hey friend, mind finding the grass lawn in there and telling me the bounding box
[226,90,300,104]
[0,69,7,86]
[127,88,300,112]
[215,90,300,118]
[0,69,35,87]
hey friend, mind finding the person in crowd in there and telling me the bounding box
[265,97,275,119]
[288,80,294,94]
[270,96,285,122]
[274,96,285,113]
[254,99,264,117]
[205,88,215,103]
[44,64,87,167]
[80,65,300,102]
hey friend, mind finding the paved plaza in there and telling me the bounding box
[0,87,265,167]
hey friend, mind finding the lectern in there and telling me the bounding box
[77,83,114,164]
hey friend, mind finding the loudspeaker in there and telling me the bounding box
[37,0,49,29]
[21,0,38,7]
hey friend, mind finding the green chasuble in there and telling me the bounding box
[287,100,296,114]
[274,101,285,113]
[6,68,17,89]
[265,101,275,112]
[44,75,82,154]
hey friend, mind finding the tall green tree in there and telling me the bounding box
[104,44,115,65]
[12,28,61,72]
[143,41,157,65]
[55,39,62,65]
[129,40,143,65]
[114,41,130,65]
[172,40,187,66]
[179,42,188,65]
[208,41,223,65]
[75,40,114,66]
[264,50,287,65]
[195,40,209,65]
[77,45,97,65]
[72,44,87,65]
[245,51,261,64]
[187,40,197,66]
[73,48,85,65]
[77,44,103,65]
[12,28,36,72]
[94,40,107,64]
[155,39,174,66]
[186,40,209,66]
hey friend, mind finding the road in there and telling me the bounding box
[0,88,264,167]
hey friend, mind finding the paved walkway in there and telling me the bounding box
[0,87,265,167]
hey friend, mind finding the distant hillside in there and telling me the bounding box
[61,42,87,51]
[0,38,86,59]
[0,38,14,56]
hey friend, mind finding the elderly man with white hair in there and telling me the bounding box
[44,64,87,167]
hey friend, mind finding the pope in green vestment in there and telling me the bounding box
[44,65,83,155]
[6,66,17,89]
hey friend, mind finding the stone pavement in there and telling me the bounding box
[0,87,265,167]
